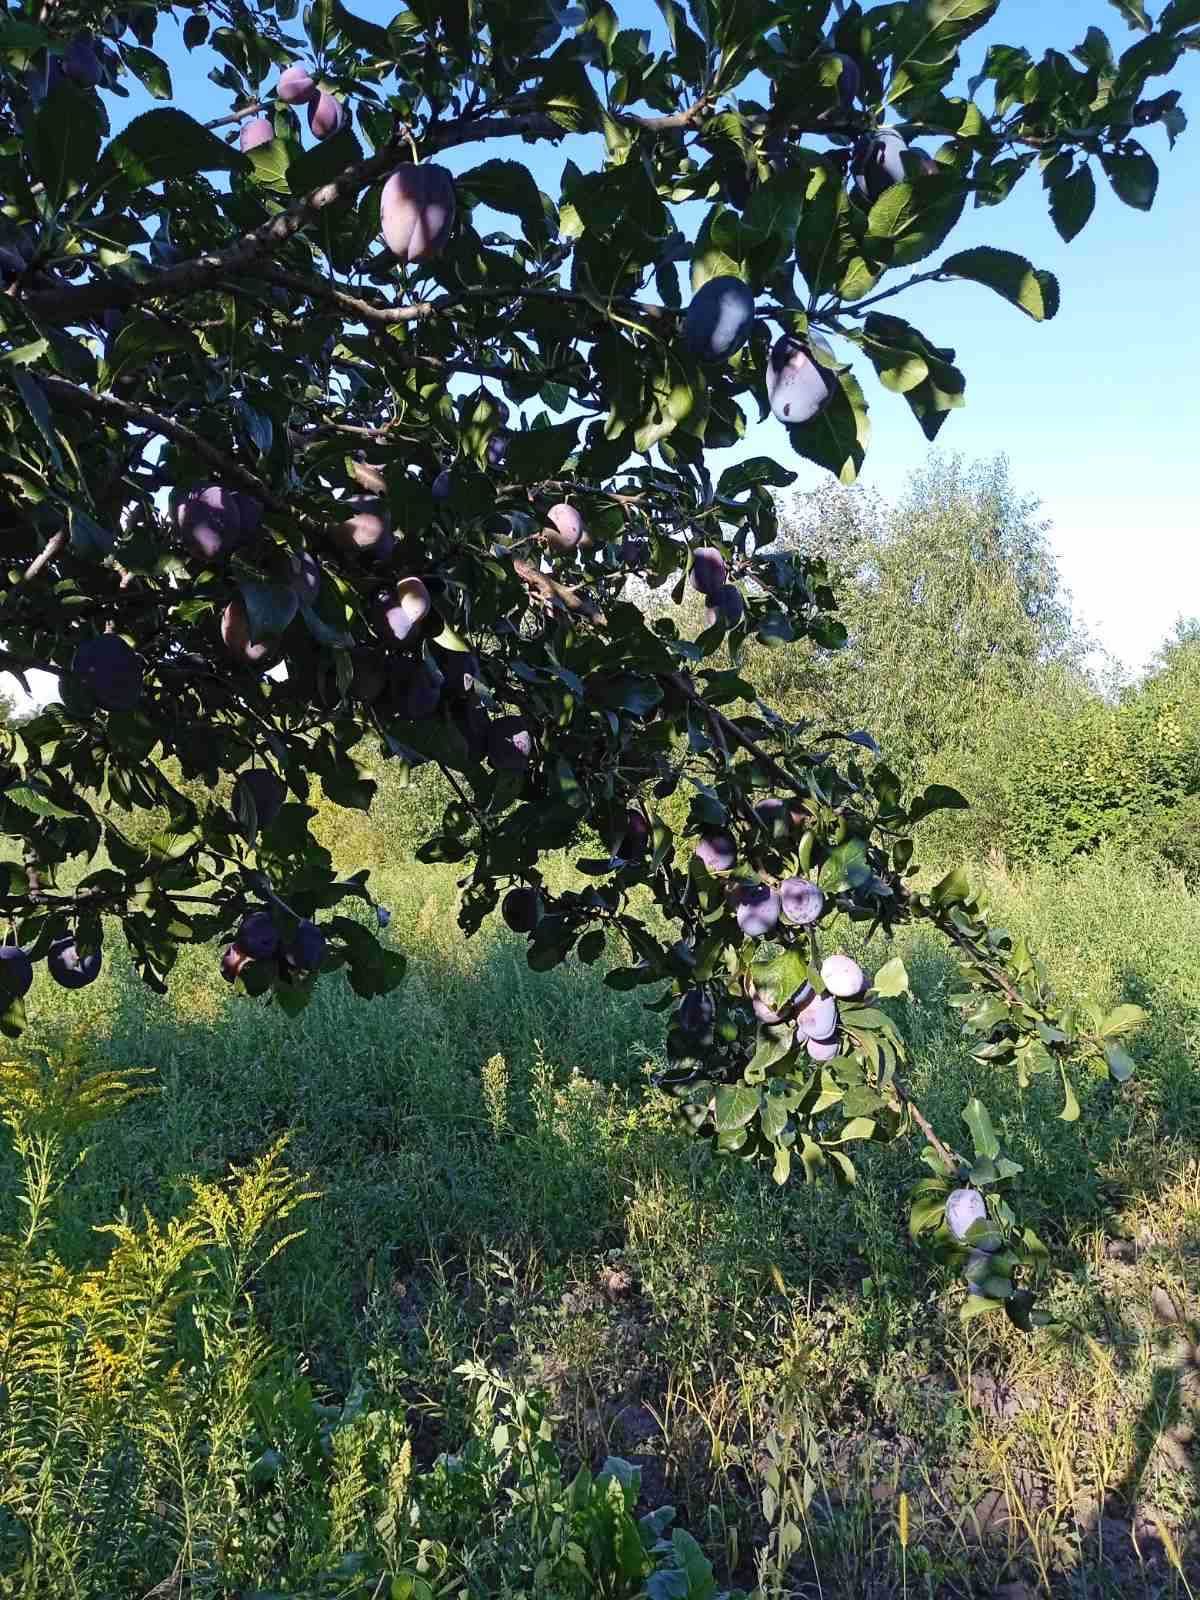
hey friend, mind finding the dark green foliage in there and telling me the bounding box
[0,0,1188,1322]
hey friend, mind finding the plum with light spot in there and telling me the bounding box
[177,485,243,562]
[277,64,318,104]
[821,953,865,998]
[781,876,824,927]
[381,163,457,262]
[502,887,542,933]
[767,336,836,425]
[755,796,788,836]
[235,911,279,960]
[486,431,510,470]
[333,499,394,562]
[705,584,744,629]
[546,502,585,551]
[795,991,838,1041]
[378,577,431,645]
[435,648,480,697]
[233,769,286,829]
[73,635,143,711]
[239,117,274,152]
[678,989,715,1039]
[307,92,343,139]
[682,276,755,364]
[734,882,781,938]
[48,936,102,990]
[432,469,453,501]
[220,599,276,669]
[690,546,726,597]
[220,944,252,983]
[695,831,736,873]
[286,919,325,970]
[488,715,534,771]
[946,1187,988,1243]
[807,1035,840,1062]
[853,129,908,202]
[0,946,34,1000]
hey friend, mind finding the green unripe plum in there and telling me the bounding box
[307,92,343,139]
[767,336,835,425]
[380,163,457,262]
[682,276,755,364]
[277,64,317,103]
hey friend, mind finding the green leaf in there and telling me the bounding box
[287,127,362,196]
[1100,149,1159,210]
[1107,0,1151,28]
[31,83,102,207]
[717,457,797,495]
[122,45,173,98]
[930,864,971,905]
[1099,1003,1147,1039]
[962,1097,1000,1161]
[1161,0,1200,29]
[96,108,248,188]
[10,371,63,472]
[910,783,971,823]
[69,506,114,559]
[867,179,965,269]
[458,159,552,241]
[1059,1066,1081,1123]
[246,135,300,193]
[713,1084,760,1133]
[1049,164,1097,243]
[960,1292,1005,1323]
[871,957,910,999]
[787,368,869,486]
[101,315,203,390]
[238,580,299,642]
[503,420,580,482]
[941,246,1060,322]
[1104,1043,1136,1083]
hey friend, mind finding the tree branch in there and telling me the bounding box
[834,269,945,318]
[21,531,66,583]
[21,131,408,324]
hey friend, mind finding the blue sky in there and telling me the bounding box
[67,1,1200,676]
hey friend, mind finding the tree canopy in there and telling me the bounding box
[0,0,1193,1324]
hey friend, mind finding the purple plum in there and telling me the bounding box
[807,1035,840,1062]
[380,163,457,262]
[695,831,736,873]
[307,91,343,140]
[73,635,143,712]
[235,911,279,961]
[682,276,755,365]
[378,577,431,645]
[821,953,865,998]
[678,989,715,1038]
[546,502,585,551]
[946,1187,988,1244]
[0,946,34,1000]
[47,936,102,990]
[488,715,534,771]
[734,882,781,938]
[853,129,908,203]
[780,877,824,927]
[502,887,542,933]
[767,336,835,425]
[277,64,318,104]
[795,991,838,1042]
[690,546,726,597]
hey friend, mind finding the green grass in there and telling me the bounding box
[2,837,1199,1596]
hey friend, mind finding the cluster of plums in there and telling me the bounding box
[675,952,868,1063]
[221,908,326,985]
[0,937,103,1000]
[688,545,744,629]
[238,63,345,149]
[693,822,828,939]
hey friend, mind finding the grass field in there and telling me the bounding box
[2,818,1199,1596]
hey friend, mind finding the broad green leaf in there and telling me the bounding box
[287,127,362,196]
[96,109,248,188]
[1099,1003,1147,1038]
[1049,164,1097,242]
[100,315,203,390]
[1107,0,1151,28]
[871,957,910,998]
[239,580,299,642]
[962,1096,1000,1160]
[122,45,173,98]
[1104,1043,1136,1083]
[1161,0,1200,28]
[1100,149,1159,209]
[458,159,553,240]
[931,864,971,905]
[1059,1067,1081,1123]
[69,506,114,558]
[867,179,965,269]
[786,368,869,486]
[717,457,797,495]
[960,1292,1005,1323]
[713,1084,760,1133]
[31,83,102,207]
[941,246,1060,321]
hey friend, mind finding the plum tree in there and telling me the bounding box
[380,164,457,262]
[0,0,1184,1324]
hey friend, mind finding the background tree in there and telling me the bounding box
[0,0,1193,1325]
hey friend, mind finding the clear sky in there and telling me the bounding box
[18,0,1200,696]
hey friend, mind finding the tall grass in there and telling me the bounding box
[1,833,1198,1595]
